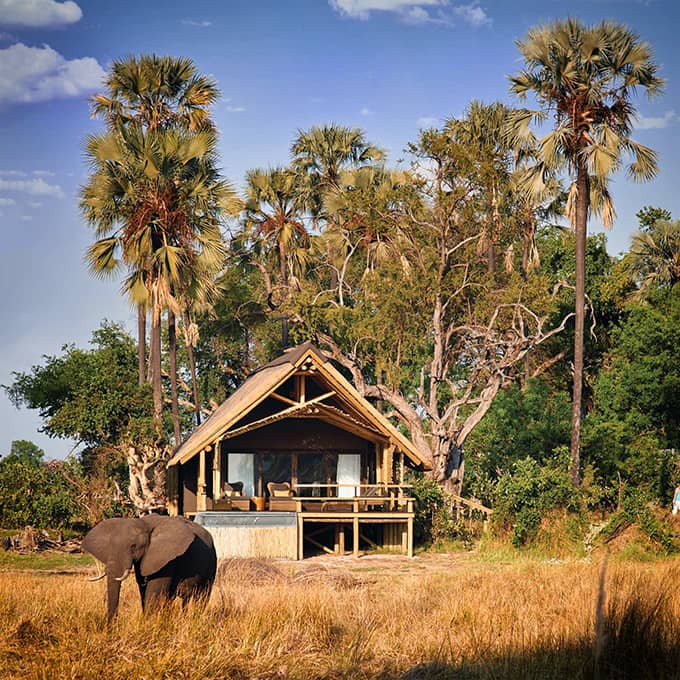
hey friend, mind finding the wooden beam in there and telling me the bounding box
[305,534,335,555]
[212,439,221,500]
[353,515,359,556]
[221,391,336,439]
[197,450,207,512]
[269,392,297,406]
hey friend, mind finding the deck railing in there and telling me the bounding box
[291,483,413,512]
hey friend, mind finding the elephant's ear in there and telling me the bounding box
[139,518,196,577]
[82,518,134,566]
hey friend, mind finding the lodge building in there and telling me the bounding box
[167,342,431,559]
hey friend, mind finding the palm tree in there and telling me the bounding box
[292,124,384,196]
[88,54,227,439]
[628,220,680,295]
[90,54,219,133]
[82,125,232,431]
[292,125,384,297]
[243,167,310,296]
[508,18,663,484]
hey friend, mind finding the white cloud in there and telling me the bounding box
[0,0,82,27]
[330,0,441,20]
[452,2,491,27]
[0,43,105,105]
[181,19,212,27]
[329,0,490,26]
[635,110,677,130]
[0,177,64,198]
[20,214,32,221]
[226,105,245,113]
[0,169,25,176]
[0,197,15,206]
[417,116,439,127]
[360,106,374,116]
[32,169,55,176]
[401,6,430,23]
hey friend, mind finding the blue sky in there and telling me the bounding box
[1,0,679,459]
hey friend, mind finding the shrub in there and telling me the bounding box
[602,486,677,555]
[492,450,582,547]
[409,473,475,547]
[0,456,80,529]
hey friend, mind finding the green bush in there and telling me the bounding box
[0,441,82,529]
[409,473,475,547]
[603,487,677,555]
[492,449,582,547]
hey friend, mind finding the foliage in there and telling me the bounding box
[4,323,153,516]
[603,487,677,555]
[492,451,582,547]
[6,323,155,449]
[584,287,680,499]
[509,17,663,484]
[465,378,571,506]
[409,474,474,547]
[636,205,672,232]
[0,442,81,529]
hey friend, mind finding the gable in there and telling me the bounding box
[168,343,430,469]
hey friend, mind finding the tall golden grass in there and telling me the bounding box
[1,556,679,679]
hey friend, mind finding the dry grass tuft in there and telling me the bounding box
[217,557,289,585]
[1,557,680,679]
[292,563,364,590]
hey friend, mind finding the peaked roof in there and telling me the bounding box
[168,342,430,469]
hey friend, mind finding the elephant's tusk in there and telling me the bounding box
[87,572,107,582]
[115,568,131,582]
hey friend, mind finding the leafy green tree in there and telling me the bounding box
[286,125,572,494]
[89,54,221,388]
[636,205,671,232]
[465,379,572,506]
[240,167,310,296]
[0,442,81,529]
[5,323,160,512]
[509,18,663,484]
[3,440,45,467]
[584,287,680,500]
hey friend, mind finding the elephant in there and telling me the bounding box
[82,514,217,623]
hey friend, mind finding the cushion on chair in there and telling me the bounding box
[267,481,294,497]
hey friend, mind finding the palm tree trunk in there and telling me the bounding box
[168,309,181,444]
[569,160,589,486]
[150,304,163,427]
[137,305,146,386]
[183,311,202,426]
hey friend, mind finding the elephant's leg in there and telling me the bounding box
[143,573,173,612]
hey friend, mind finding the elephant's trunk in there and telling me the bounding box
[106,575,122,624]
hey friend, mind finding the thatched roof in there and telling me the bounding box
[168,342,430,469]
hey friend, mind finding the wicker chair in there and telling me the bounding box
[222,481,244,497]
[267,482,297,511]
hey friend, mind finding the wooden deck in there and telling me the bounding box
[194,486,415,559]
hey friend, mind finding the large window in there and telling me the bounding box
[337,454,361,497]
[226,453,255,497]
[262,453,292,495]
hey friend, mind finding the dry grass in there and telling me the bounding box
[1,555,680,679]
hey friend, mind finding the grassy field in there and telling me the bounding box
[1,550,679,679]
